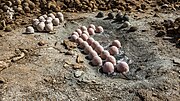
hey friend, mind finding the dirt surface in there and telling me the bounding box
[0,9,179,101]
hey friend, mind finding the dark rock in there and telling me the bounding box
[96,11,104,18]
[123,14,129,22]
[128,26,138,32]
[156,30,166,37]
[108,12,114,19]
[115,12,123,21]
[163,19,174,29]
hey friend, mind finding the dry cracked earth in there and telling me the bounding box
[0,11,180,101]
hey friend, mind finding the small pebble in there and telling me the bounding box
[71,34,78,42]
[91,41,100,49]
[100,50,110,60]
[84,45,93,54]
[108,12,114,19]
[109,46,119,56]
[88,24,96,30]
[79,41,88,49]
[52,18,60,26]
[95,45,104,55]
[88,50,98,60]
[81,26,87,31]
[37,22,45,31]
[116,61,129,73]
[128,26,138,32]
[96,12,104,18]
[81,34,89,41]
[87,37,95,45]
[76,29,82,36]
[76,38,83,45]
[112,40,121,48]
[26,26,34,34]
[88,28,95,35]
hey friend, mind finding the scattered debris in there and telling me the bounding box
[74,70,84,78]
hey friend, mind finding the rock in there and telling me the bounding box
[156,30,166,37]
[4,25,12,32]
[73,63,84,69]
[96,11,104,18]
[108,12,114,19]
[38,41,46,46]
[128,26,138,32]
[63,39,77,50]
[76,55,84,63]
[74,71,84,78]
[0,61,9,71]
[173,58,180,64]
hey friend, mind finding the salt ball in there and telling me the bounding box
[48,13,55,19]
[45,20,52,25]
[91,41,100,49]
[76,29,82,36]
[72,32,79,37]
[84,45,93,54]
[116,61,129,73]
[45,23,53,32]
[106,55,116,65]
[88,28,95,35]
[42,14,48,19]
[81,34,89,41]
[81,26,87,31]
[88,24,96,30]
[103,62,114,73]
[109,46,119,56]
[88,50,98,60]
[87,37,95,45]
[32,19,39,28]
[82,31,90,37]
[52,18,60,26]
[76,38,83,45]
[56,12,63,18]
[100,50,110,60]
[37,22,45,31]
[26,26,34,34]
[112,40,121,48]
[46,17,53,22]
[79,41,88,49]
[95,45,104,55]
[39,16,46,22]
[95,26,104,33]
[71,34,78,42]
[91,56,102,66]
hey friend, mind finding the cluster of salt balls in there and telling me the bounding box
[25,12,64,34]
[70,24,129,74]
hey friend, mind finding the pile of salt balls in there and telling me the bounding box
[25,12,64,34]
[70,24,129,75]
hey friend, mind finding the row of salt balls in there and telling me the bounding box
[70,24,129,74]
[25,12,64,33]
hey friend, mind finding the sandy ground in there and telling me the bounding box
[0,11,180,101]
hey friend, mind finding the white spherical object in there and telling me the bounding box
[88,28,95,35]
[42,14,48,19]
[76,38,83,45]
[88,50,98,60]
[84,45,93,54]
[100,50,110,60]
[109,46,119,56]
[26,26,34,34]
[45,23,53,32]
[116,61,129,73]
[112,40,121,48]
[32,19,39,28]
[91,41,100,49]
[88,24,96,30]
[39,16,46,22]
[45,20,52,25]
[36,22,45,31]
[106,55,116,65]
[48,13,55,19]
[76,29,82,36]
[71,34,78,42]
[82,31,90,37]
[81,26,87,31]
[72,32,79,37]
[91,56,102,66]
[46,17,53,22]
[52,18,60,26]
[95,45,104,55]
[81,34,89,41]
[103,62,114,73]
[79,41,88,49]
[56,12,63,18]
[87,37,95,45]
[95,26,104,33]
